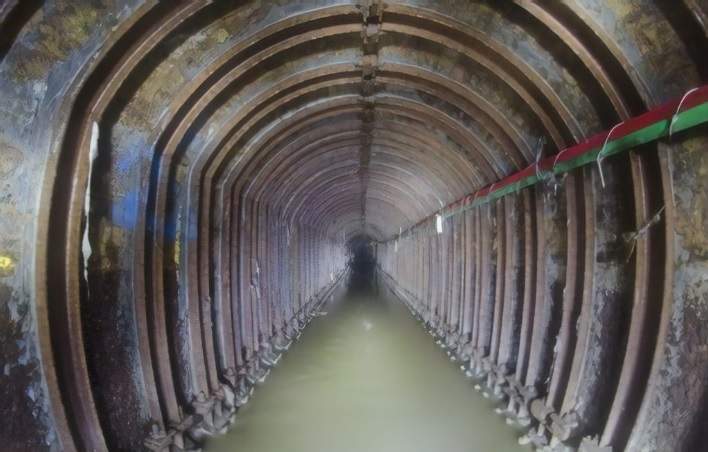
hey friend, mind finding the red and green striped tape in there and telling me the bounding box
[397,85,708,238]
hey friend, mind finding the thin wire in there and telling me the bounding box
[597,122,623,188]
[485,182,498,203]
[534,137,547,180]
[485,182,497,225]
[552,147,569,169]
[670,87,699,138]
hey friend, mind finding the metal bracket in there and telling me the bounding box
[579,436,613,452]
[361,54,378,79]
[529,398,555,424]
[359,0,384,24]
[550,410,581,442]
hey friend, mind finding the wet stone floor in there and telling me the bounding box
[207,278,525,452]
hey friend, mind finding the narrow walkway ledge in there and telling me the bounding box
[207,281,526,452]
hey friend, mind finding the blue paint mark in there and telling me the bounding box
[164,215,178,242]
[116,153,138,175]
[111,190,139,229]
[187,216,199,242]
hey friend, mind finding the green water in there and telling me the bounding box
[207,283,525,452]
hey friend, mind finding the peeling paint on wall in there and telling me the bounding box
[82,122,99,292]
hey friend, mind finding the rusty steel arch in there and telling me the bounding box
[0,1,706,451]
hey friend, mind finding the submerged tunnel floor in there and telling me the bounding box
[207,278,526,452]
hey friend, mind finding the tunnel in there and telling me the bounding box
[0,0,707,450]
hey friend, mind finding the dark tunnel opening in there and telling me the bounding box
[1,1,707,451]
[347,236,377,294]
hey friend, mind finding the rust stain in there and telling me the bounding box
[0,138,24,177]
[674,141,708,259]
[37,6,97,61]
[9,2,110,83]
[119,9,253,131]
[96,218,127,273]
[0,253,16,277]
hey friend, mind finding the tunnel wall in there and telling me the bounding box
[0,1,706,451]
[368,2,708,451]
[378,143,708,450]
[0,2,355,449]
[378,138,706,451]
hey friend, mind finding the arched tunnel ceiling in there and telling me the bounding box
[66,0,622,240]
[0,0,706,450]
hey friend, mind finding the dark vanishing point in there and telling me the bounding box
[0,1,706,451]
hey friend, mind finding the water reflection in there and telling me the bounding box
[207,276,525,452]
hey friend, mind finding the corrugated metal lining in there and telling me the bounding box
[0,0,706,450]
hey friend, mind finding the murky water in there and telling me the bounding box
[207,279,525,452]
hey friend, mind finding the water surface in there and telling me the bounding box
[208,281,524,452]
